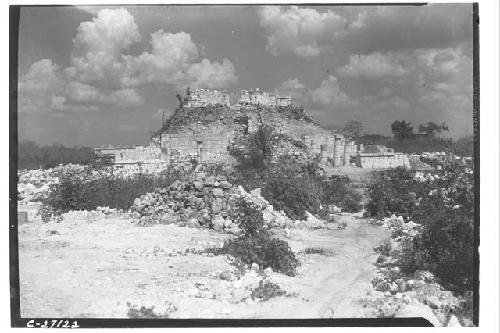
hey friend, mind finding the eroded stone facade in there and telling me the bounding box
[238,88,292,108]
[185,88,230,108]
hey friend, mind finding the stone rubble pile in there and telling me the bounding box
[368,214,422,238]
[131,175,292,233]
[367,268,466,326]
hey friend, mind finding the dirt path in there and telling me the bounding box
[18,213,389,318]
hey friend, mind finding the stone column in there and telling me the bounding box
[333,136,343,167]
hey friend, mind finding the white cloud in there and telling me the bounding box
[19,8,239,114]
[104,89,143,108]
[258,4,472,58]
[67,7,140,85]
[308,75,357,107]
[121,30,199,88]
[274,78,307,101]
[258,5,347,57]
[337,52,407,78]
[19,59,65,96]
[187,58,238,89]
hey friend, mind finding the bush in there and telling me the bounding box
[218,199,300,276]
[44,167,184,213]
[250,280,288,301]
[230,198,267,237]
[398,198,474,293]
[221,234,300,276]
[262,172,323,220]
[366,167,426,217]
[367,164,475,294]
[322,175,362,213]
[127,302,176,319]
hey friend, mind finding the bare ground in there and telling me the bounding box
[19,213,389,318]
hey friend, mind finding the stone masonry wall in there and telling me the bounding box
[358,153,410,169]
[159,128,234,164]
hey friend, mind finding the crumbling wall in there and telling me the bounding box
[185,88,230,107]
[238,89,292,108]
[95,146,163,164]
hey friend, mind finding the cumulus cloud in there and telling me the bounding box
[258,4,472,58]
[67,7,141,85]
[187,58,238,89]
[346,4,472,53]
[121,30,199,88]
[337,52,407,78]
[19,7,238,114]
[308,75,357,107]
[274,78,307,101]
[298,44,472,136]
[258,5,347,57]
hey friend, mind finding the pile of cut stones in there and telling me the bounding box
[131,174,292,234]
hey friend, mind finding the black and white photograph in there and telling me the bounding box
[8,1,497,329]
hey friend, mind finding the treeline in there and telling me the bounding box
[18,141,95,170]
[356,135,474,156]
[342,120,474,156]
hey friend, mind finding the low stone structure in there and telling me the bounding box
[356,145,410,169]
[94,146,168,171]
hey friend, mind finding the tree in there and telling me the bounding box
[342,120,364,139]
[176,93,184,107]
[254,125,275,159]
[418,122,449,137]
[391,120,414,141]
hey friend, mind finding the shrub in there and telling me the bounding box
[250,280,288,301]
[262,172,323,220]
[221,234,300,276]
[218,199,300,276]
[367,164,475,295]
[126,302,176,319]
[301,247,336,256]
[366,167,426,217]
[44,167,184,213]
[397,198,474,293]
[230,198,267,237]
[321,175,362,213]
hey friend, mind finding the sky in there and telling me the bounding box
[17,4,474,147]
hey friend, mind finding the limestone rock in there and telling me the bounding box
[212,215,224,232]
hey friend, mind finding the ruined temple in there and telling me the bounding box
[95,88,410,170]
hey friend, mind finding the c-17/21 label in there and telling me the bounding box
[26,320,79,328]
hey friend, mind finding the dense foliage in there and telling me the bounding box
[367,165,475,294]
[18,141,95,170]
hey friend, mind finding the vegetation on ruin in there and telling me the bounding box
[366,165,475,294]
[231,128,362,220]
